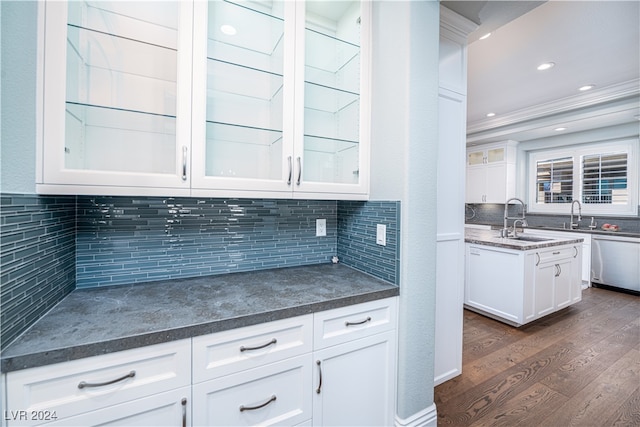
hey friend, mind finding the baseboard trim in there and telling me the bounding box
[395,404,438,427]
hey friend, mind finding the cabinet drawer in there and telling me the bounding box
[192,355,312,427]
[313,297,397,349]
[193,315,312,383]
[5,339,190,425]
[536,246,577,264]
[38,386,190,427]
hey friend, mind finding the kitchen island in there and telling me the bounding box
[465,228,584,327]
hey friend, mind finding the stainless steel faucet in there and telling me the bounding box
[502,197,527,237]
[570,199,582,229]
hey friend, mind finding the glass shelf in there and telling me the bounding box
[64,102,176,174]
[205,121,283,179]
[303,135,359,185]
[66,24,177,118]
[207,1,284,75]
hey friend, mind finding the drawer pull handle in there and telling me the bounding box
[78,370,136,389]
[181,398,187,427]
[316,360,322,394]
[345,316,371,327]
[553,251,561,255]
[240,338,277,352]
[239,395,276,412]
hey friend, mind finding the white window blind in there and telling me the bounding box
[582,153,628,205]
[536,157,573,204]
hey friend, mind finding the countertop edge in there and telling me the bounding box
[464,236,584,250]
[1,287,399,373]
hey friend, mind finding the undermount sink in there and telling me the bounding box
[509,235,554,242]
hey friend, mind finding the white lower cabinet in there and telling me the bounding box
[4,339,191,426]
[465,243,582,326]
[312,332,396,427]
[43,387,190,427]
[192,355,312,426]
[3,298,397,427]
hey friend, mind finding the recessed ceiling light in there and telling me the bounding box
[479,33,492,40]
[537,62,555,71]
[554,127,567,131]
[220,24,237,35]
[578,84,595,91]
[486,112,496,117]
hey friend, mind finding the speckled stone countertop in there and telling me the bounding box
[465,228,584,250]
[1,264,398,373]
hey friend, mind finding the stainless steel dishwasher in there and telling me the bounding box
[591,234,640,294]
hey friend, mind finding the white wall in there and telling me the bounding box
[370,1,440,423]
[0,1,38,194]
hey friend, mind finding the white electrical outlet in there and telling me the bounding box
[316,219,326,237]
[376,224,386,246]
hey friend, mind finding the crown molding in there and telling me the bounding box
[467,79,639,134]
[440,5,478,41]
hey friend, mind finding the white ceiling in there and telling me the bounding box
[442,0,640,145]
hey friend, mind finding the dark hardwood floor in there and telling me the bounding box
[435,287,640,427]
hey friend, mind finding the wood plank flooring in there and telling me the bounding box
[435,287,640,427]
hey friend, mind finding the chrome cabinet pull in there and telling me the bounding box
[181,146,188,181]
[554,264,561,277]
[78,370,135,389]
[240,338,277,352]
[239,395,276,412]
[296,157,302,185]
[553,251,560,255]
[316,360,322,394]
[345,316,371,327]
[536,253,541,266]
[287,156,292,185]
[181,398,187,427]
[573,246,578,258]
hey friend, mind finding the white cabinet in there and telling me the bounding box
[312,298,397,427]
[191,297,397,427]
[37,0,370,200]
[525,228,591,286]
[465,141,517,203]
[5,339,191,426]
[465,242,582,326]
[37,1,194,196]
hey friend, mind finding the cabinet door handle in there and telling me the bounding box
[181,398,187,427]
[536,253,541,266]
[557,264,562,276]
[78,370,135,389]
[240,338,277,352]
[573,246,578,258]
[181,146,188,181]
[554,264,561,277]
[287,156,292,185]
[239,395,276,412]
[345,316,372,327]
[296,156,302,185]
[316,360,322,394]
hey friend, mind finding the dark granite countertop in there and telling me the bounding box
[465,228,584,250]
[1,264,398,373]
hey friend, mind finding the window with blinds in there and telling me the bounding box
[536,157,573,204]
[582,153,628,205]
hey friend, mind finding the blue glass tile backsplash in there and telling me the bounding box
[0,194,76,351]
[76,197,339,288]
[0,193,400,349]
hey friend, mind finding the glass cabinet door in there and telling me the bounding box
[41,1,192,193]
[300,1,367,190]
[191,0,293,194]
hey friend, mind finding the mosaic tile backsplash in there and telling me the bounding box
[1,194,76,350]
[0,193,400,349]
[338,201,400,285]
[76,197,339,288]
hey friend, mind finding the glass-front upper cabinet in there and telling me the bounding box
[191,0,294,196]
[38,1,193,195]
[192,0,370,199]
[297,0,370,197]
